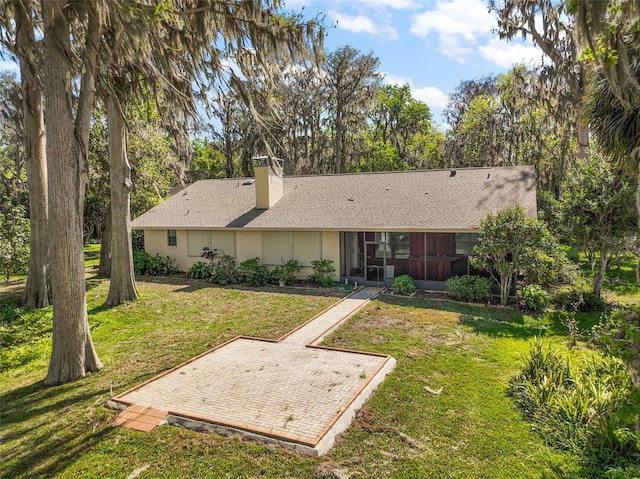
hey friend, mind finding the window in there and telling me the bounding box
[168,229,177,246]
[455,233,478,255]
[374,232,409,259]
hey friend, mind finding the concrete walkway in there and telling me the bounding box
[110,287,396,456]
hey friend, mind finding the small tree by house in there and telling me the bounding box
[471,205,556,305]
[558,151,637,297]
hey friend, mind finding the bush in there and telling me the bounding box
[210,254,241,286]
[445,275,492,303]
[186,261,214,279]
[522,284,550,314]
[133,251,178,276]
[392,275,416,295]
[272,259,301,286]
[509,339,638,472]
[239,257,272,287]
[310,259,335,287]
[553,289,608,312]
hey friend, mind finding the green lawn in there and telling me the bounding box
[1,255,636,478]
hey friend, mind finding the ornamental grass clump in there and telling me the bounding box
[509,338,639,473]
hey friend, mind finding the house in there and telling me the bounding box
[131,159,537,290]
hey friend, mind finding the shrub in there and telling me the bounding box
[272,259,301,286]
[392,275,416,295]
[310,259,335,287]
[553,289,608,312]
[239,257,272,287]
[509,339,638,472]
[133,251,178,276]
[186,261,214,279]
[445,275,492,303]
[209,254,241,286]
[522,284,550,314]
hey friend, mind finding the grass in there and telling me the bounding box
[1,250,637,478]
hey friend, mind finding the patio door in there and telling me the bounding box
[342,232,364,280]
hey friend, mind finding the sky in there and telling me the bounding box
[286,0,545,125]
[0,0,546,127]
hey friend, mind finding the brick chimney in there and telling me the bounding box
[253,156,284,209]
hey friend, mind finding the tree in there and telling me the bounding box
[493,0,589,159]
[558,151,637,297]
[2,0,51,309]
[0,72,24,207]
[585,51,640,283]
[326,46,381,173]
[1,0,324,385]
[364,84,443,170]
[0,205,29,283]
[41,0,103,385]
[444,67,576,194]
[471,205,556,305]
[571,0,640,108]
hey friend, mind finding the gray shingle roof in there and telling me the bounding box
[131,166,537,232]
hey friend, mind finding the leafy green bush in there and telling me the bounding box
[209,254,242,286]
[239,257,272,287]
[133,251,178,276]
[272,259,301,286]
[509,339,638,472]
[553,289,608,312]
[310,259,335,287]
[445,275,492,303]
[186,261,214,279]
[522,284,550,314]
[392,274,416,295]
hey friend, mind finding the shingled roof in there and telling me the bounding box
[131,166,537,232]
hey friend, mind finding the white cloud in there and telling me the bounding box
[412,86,448,109]
[381,72,412,86]
[478,38,544,68]
[410,0,495,59]
[289,0,418,9]
[381,72,448,110]
[329,11,398,40]
[351,0,418,9]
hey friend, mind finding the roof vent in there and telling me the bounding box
[449,170,456,177]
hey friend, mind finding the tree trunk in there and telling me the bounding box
[593,252,611,298]
[42,1,102,386]
[16,0,51,309]
[98,203,112,278]
[334,106,343,174]
[500,271,513,306]
[637,170,640,285]
[105,93,138,306]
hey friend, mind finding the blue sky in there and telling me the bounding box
[287,0,545,124]
[0,0,545,126]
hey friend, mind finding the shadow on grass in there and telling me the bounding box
[0,379,96,427]
[376,295,579,341]
[1,412,112,479]
[170,279,349,299]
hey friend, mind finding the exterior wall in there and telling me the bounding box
[144,229,192,271]
[236,231,263,263]
[321,231,340,281]
[143,228,338,280]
